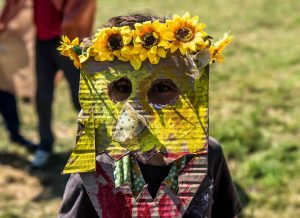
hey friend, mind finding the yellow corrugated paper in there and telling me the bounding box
[63,111,96,174]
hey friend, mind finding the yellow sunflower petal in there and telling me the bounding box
[79,55,89,63]
[132,44,142,54]
[130,55,142,70]
[112,27,120,32]
[63,35,71,44]
[120,50,132,61]
[193,34,205,44]
[72,37,80,45]
[187,42,196,51]
[214,53,224,62]
[144,23,154,31]
[123,36,132,45]
[195,23,206,32]
[215,33,233,52]
[179,43,188,55]
[157,48,166,58]
[121,46,132,55]
[120,26,131,34]
[58,47,69,56]
[134,23,143,31]
[149,46,157,54]
[153,32,159,39]
[115,50,129,62]
[189,15,199,26]
[152,20,162,30]
[173,14,181,20]
[158,40,170,49]
[94,53,103,62]
[98,54,106,61]
[135,36,142,43]
[182,12,190,19]
[170,43,179,53]
[140,49,148,61]
[148,53,159,64]
[98,52,115,62]
[160,31,175,41]
[73,57,81,69]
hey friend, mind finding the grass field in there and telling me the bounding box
[0,0,300,217]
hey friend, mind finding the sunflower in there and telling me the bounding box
[162,12,207,55]
[91,26,133,63]
[209,33,233,63]
[58,36,88,69]
[131,20,170,69]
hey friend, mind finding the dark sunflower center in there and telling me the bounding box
[107,34,123,51]
[176,27,194,42]
[141,32,158,49]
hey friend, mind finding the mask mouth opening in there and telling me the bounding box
[108,77,132,102]
[147,79,180,108]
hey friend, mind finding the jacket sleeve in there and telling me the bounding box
[208,137,242,218]
[58,174,99,218]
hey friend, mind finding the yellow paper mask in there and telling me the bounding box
[59,12,232,173]
[64,52,208,173]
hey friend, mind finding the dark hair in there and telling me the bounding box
[106,13,166,29]
[82,13,166,49]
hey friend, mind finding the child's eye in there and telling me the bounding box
[108,77,132,102]
[147,79,180,106]
[115,82,131,93]
[152,84,171,93]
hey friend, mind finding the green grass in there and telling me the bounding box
[1,0,300,217]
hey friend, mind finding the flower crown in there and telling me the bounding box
[58,12,233,70]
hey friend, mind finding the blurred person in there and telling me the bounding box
[0,90,35,150]
[0,0,96,168]
[0,0,36,151]
[57,13,241,218]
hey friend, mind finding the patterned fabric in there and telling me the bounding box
[114,155,187,198]
[81,153,207,218]
[114,155,146,197]
[164,157,186,194]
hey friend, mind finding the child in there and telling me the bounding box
[58,13,241,218]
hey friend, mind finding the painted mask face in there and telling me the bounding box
[63,51,209,173]
[57,11,233,174]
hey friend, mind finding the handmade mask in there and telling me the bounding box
[58,12,232,174]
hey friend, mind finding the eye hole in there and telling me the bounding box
[147,79,180,106]
[108,77,132,102]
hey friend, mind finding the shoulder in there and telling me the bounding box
[59,174,99,218]
[60,174,86,207]
[207,137,242,217]
[208,136,226,169]
[65,173,85,191]
[208,136,223,154]
[207,136,230,183]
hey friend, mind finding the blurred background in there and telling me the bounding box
[0,0,299,217]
